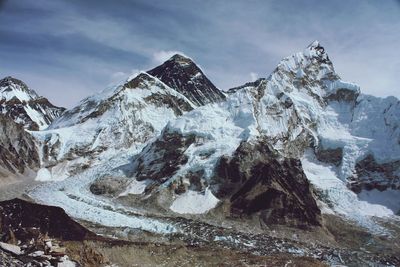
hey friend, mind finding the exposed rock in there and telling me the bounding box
[325,88,359,103]
[212,140,321,228]
[349,154,400,193]
[132,131,196,184]
[90,176,128,196]
[0,115,39,178]
[227,78,266,95]
[315,146,343,166]
[0,198,96,243]
[148,54,226,106]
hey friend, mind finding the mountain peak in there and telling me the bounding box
[0,76,65,130]
[0,76,31,93]
[168,53,193,65]
[307,40,321,49]
[147,54,225,106]
[304,40,328,60]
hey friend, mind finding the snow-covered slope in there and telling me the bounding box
[0,76,65,130]
[31,72,196,180]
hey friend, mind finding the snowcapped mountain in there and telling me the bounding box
[0,76,65,130]
[32,71,196,180]
[84,41,399,228]
[148,54,226,106]
[1,43,399,234]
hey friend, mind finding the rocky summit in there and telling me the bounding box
[1,42,400,266]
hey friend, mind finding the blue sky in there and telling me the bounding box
[1,0,399,107]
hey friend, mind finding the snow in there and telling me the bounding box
[170,188,219,214]
[35,168,53,181]
[301,151,394,233]
[325,80,360,95]
[0,80,61,130]
[358,189,400,215]
[0,84,35,102]
[29,150,178,235]
[58,256,77,267]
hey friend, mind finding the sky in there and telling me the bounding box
[0,0,399,108]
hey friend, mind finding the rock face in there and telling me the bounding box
[0,76,65,130]
[0,198,96,242]
[0,199,104,267]
[213,140,321,228]
[0,115,39,178]
[315,147,343,166]
[133,131,196,183]
[148,54,226,106]
[350,154,400,193]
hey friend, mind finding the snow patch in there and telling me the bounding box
[35,168,53,181]
[170,188,219,214]
[119,179,150,196]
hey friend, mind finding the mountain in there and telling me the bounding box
[0,76,65,130]
[83,41,399,228]
[148,54,226,106]
[32,72,196,180]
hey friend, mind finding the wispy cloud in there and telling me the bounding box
[0,0,399,107]
[152,50,187,64]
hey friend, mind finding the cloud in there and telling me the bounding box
[109,69,140,85]
[152,50,187,64]
[249,72,258,82]
[1,0,400,108]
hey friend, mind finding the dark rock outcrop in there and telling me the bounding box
[133,131,196,183]
[325,88,359,103]
[0,199,96,243]
[349,154,400,193]
[148,54,226,106]
[213,140,321,228]
[315,146,343,166]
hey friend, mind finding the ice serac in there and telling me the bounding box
[32,72,195,180]
[0,76,65,130]
[147,54,226,106]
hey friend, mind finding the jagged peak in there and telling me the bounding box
[307,40,321,49]
[303,40,328,60]
[147,53,225,106]
[0,76,39,102]
[0,76,30,91]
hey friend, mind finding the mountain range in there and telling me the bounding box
[1,41,399,266]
